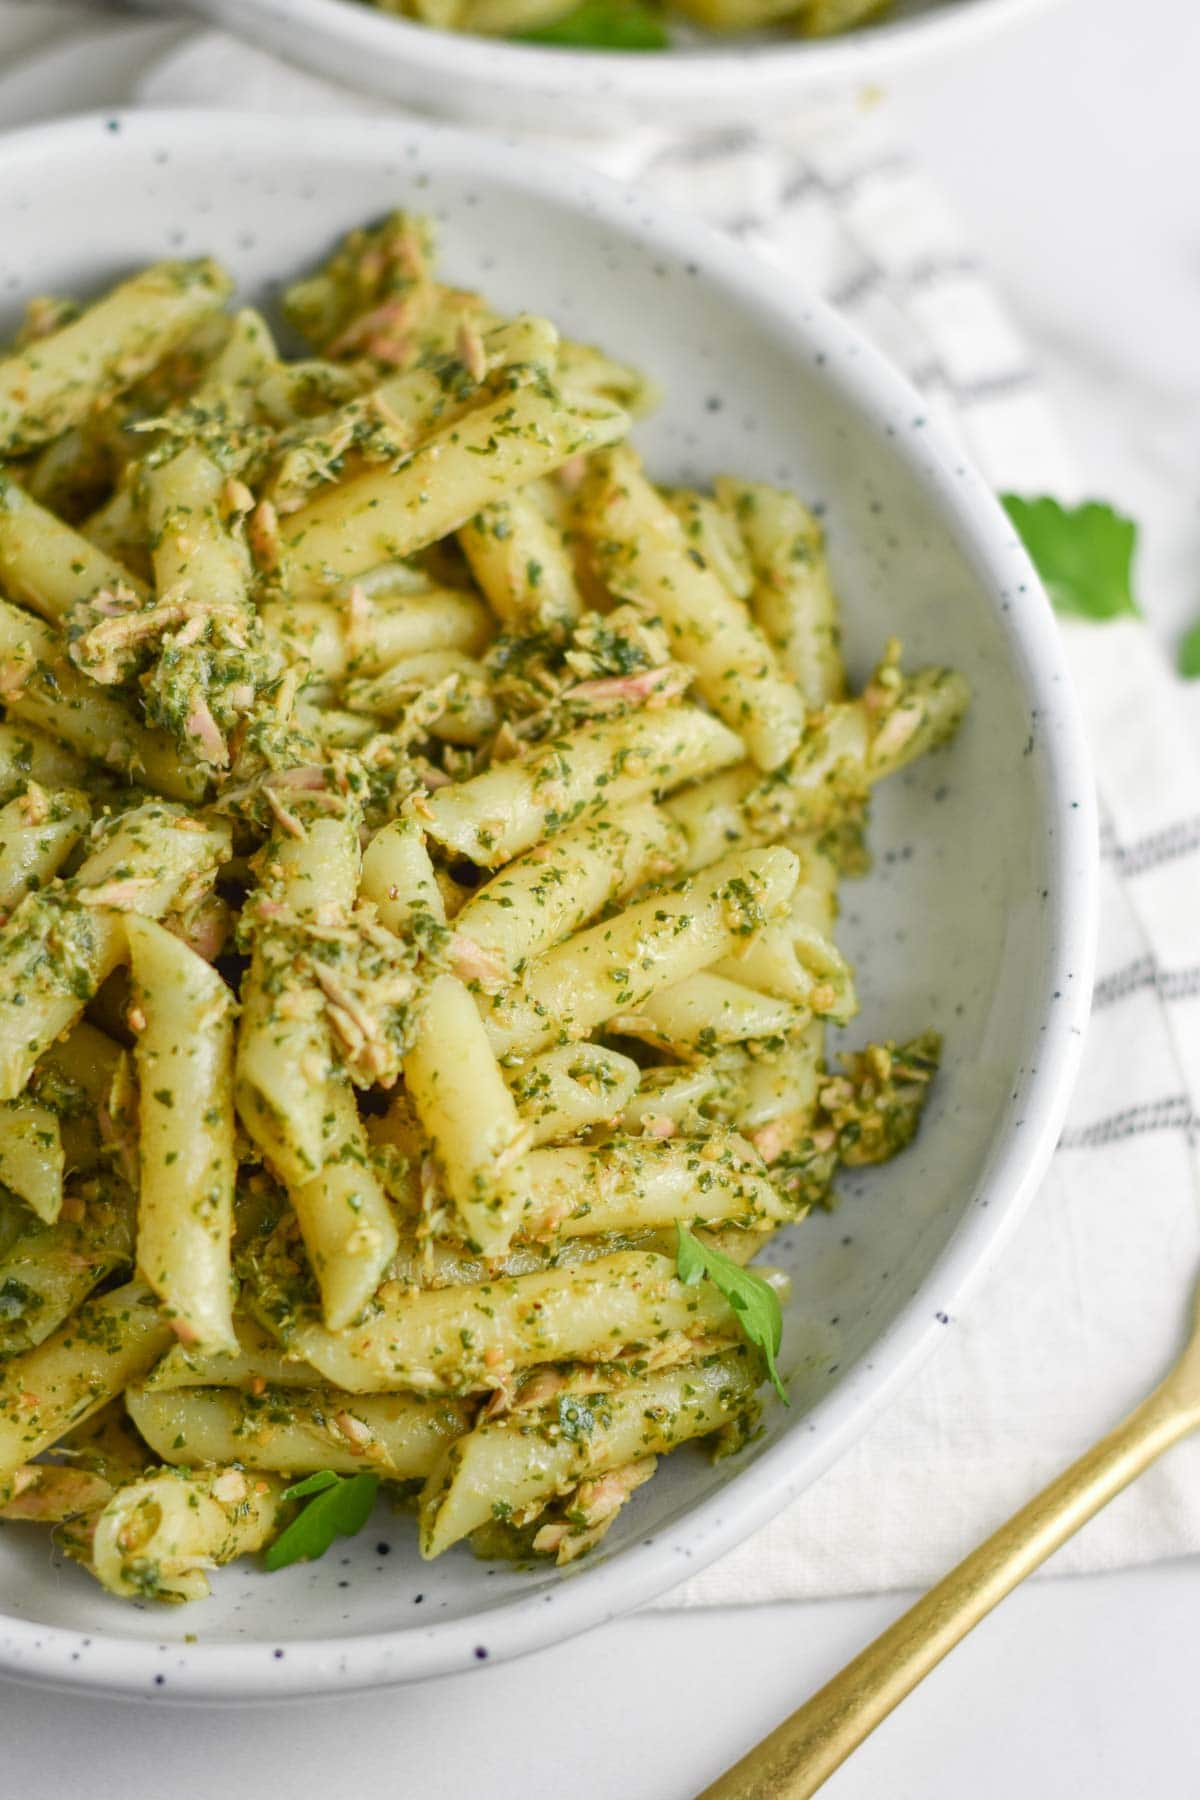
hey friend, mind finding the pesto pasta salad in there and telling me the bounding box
[356,0,891,53]
[0,212,966,1602]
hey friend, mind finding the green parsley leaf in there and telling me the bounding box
[515,0,669,50]
[264,1470,380,1571]
[1001,495,1140,622]
[1178,620,1200,680]
[675,1223,789,1405]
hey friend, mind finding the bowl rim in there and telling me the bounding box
[169,0,1060,101]
[0,108,1097,1702]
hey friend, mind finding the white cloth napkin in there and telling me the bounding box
[137,29,1200,1602]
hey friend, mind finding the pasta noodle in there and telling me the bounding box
[0,784,90,917]
[0,259,232,455]
[263,583,494,684]
[84,1465,289,1602]
[0,1281,171,1502]
[481,844,801,1058]
[420,1344,763,1558]
[0,722,87,800]
[278,388,629,605]
[272,1249,740,1396]
[402,971,532,1254]
[0,804,229,1100]
[0,214,963,1597]
[128,916,238,1354]
[127,1382,473,1479]
[0,1178,135,1359]
[581,448,808,771]
[506,1042,641,1144]
[0,597,209,800]
[713,477,844,708]
[0,476,148,626]
[450,799,681,984]
[418,705,743,868]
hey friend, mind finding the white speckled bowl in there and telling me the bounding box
[0,112,1095,1701]
[152,0,1060,133]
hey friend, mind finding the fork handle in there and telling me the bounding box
[698,1379,1197,1800]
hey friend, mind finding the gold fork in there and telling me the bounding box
[699,1280,1200,1799]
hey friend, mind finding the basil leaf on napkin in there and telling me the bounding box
[1177,620,1200,680]
[1001,494,1140,622]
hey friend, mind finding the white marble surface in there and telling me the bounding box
[0,0,1199,1792]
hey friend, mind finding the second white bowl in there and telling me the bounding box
[155,0,1060,132]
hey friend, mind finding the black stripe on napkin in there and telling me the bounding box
[1101,816,1200,878]
[1091,955,1158,1008]
[1092,957,1200,1009]
[1059,1095,1195,1151]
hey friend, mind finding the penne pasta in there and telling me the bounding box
[278,387,629,604]
[0,722,87,802]
[343,649,500,745]
[142,1313,323,1393]
[509,1133,793,1239]
[623,1059,743,1136]
[128,916,238,1354]
[0,1280,172,1502]
[263,582,494,684]
[482,844,800,1058]
[714,476,845,707]
[713,917,856,1021]
[31,1018,123,1180]
[419,704,743,868]
[287,1084,402,1331]
[0,1178,135,1359]
[507,1042,641,1145]
[610,969,806,1056]
[665,663,970,869]
[190,306,279,421]
[736,1021,826,1149]
[451,799,681,984]
[236,799,399,1328]
[127,1382,473,1480]
[235,806,363,1186]
[279,1249,738,1396]
[0,1097,64,1224]
[0,475,148,626]
[0,216,959,1596]
[581,448,808,771]
[0,804,229,1101]
[419,1344,762,1557]
[265,313,559,512]
[0,258,233,455]
[0,597,209,801]
[84,1466,289,1603]
[0,784,90,919]
[144,444,252,619]
[403,972,531,1254]
[459,483,583,633]
[360,815,448,939]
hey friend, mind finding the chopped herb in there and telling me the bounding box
[557,1394,596,1441]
